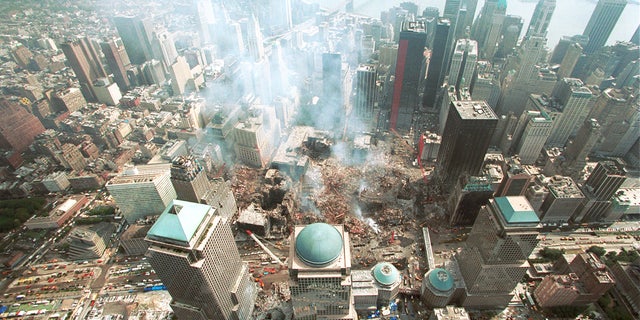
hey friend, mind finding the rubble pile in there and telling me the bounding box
[231,165,263,210]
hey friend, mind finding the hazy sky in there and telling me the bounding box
[313,0,640,49]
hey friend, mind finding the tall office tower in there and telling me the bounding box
[472,0,507,55]
[546,78,593,146]
[456,196,541,308]
[151,29,178,69]
[145,200,255,320]
[583,0,627,54]
[246,15,266,62]
[289,223,357,319]
[105,164,177,223]
[526,0,556,38]
[437,101,498,187]
[589,87,639,156]
[442,0,466,73]
[462,0,479,36]
[557,43,583,79]
[422,19,449,111]
[496,158,532,197]
[549,35,589,64]
[512,110,553,164]
[390,21,427,130]
[563,118,601,179]
[61,38,107,102]
[479,8,507,60]
[353,64,377,121]
[113,16,155,65]
[495,15,524,59]
[0,98,45,153]
[574,160,627,222]
[449,176,494,226]
[538,175,585,224]
[195,0,215,44]
[170,155,210,204]
[100,38,131,91]
[422,7,440,47]
[256,0,292,34]
[169,56,194,96]
[142,59,166,85]
[448,39,478,91]
[514,36,548,83]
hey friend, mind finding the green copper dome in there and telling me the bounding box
[428,268,454,292]
[295,223,343,267]
[372,262,400,286]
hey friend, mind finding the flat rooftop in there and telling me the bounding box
[453,101,497,120]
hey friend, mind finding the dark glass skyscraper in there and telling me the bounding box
[422,18,450,111]
[437,101,498,187]
[113,15,155,65]
[61,37,107,102]
[100,38,131,91]
[389,21,427,131]
[582,0,627,54]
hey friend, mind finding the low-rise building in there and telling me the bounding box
[25,195,88,229]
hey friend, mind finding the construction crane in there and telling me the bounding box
[245,230,286,268]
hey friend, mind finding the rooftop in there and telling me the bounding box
[372,262,400,286]
[427,268,454,292]
[295,223,343,267]
[495,196,539,224]
[147,200,211,244]
[453,101,497,120]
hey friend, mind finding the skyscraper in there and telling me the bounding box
[422,18,450,111]
[513,110,553,164]
[353,64,377,121]
[61,37,107,102]
[100,38,131,91]
[557,43,583,79]
[546,78,593,147]
[588,87,639,156]
[582,0,627,54]
[526,0,556,38]
[390,21,427,130]
[170,155,210,204]
[456,196,541,308]
[437,101,498,187]
[105,164,177,223]
[574,160,626,222]
[472,0,507,57]
[448,39,478,90]
[145,200,256,320]
[113,15,155,65]
[563,118,601,179]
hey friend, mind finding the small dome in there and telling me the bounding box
[427,268,454,292]
[372,262,400,286]
[295,223,343,267]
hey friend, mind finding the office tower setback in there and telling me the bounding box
[170,155,210,204]
[113,16,155,65]
[539,175,585,224]
[353,64,377,121]
[146,200,255,320]
[583,0,627,53]
[589,87,639,156]
[456,196,541,308]
[437,101,498,187]
[100,38,131,91]
[449,176,494,226]
[422,19,449,111]
[448,39,478,91]
[574,160,626,223]
[61,37,107,102]
[391,21,427,130]
[513,110,553,164]
[546,78,593,147]
[526,0,556,38]
[289,223,357,319]
[105,164,177,223]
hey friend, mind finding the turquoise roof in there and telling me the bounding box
[497,0,507,10]
[428,268,454,292]
[495,197,540,224]
[372,262,400,286]
[147,200,210,243]
[295,223,343,267]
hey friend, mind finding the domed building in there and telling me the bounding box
[289,223,357,320]
[352,262,402,312]
[421,268,455,308]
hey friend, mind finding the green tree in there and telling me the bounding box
[587,246,607,257]
[539,247,565,261]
